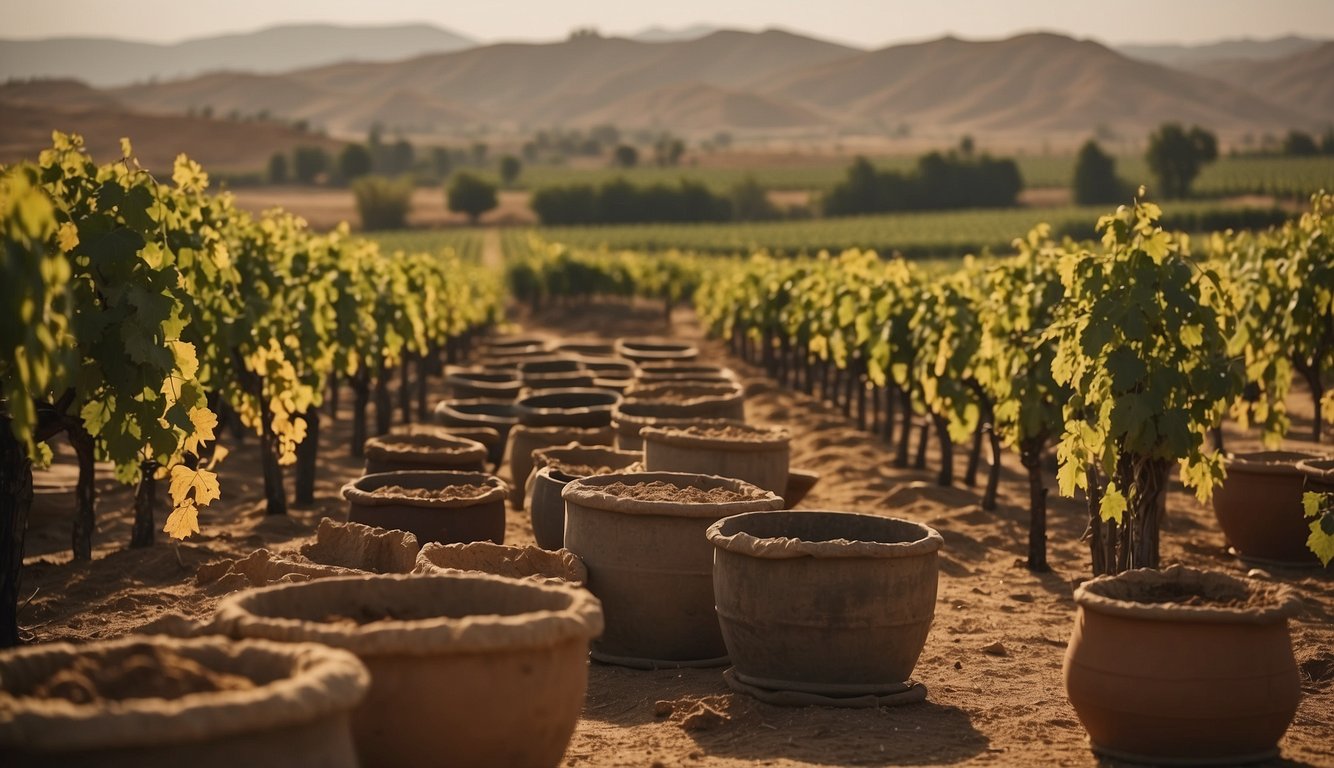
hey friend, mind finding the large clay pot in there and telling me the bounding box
[527,444,643,549]
[615,337,699,364]
[363,432,488,475]
[622,381,746,421]
[506,425,617,508]
[394,423,502,472]
[708,511,941,707]
[342,471,507,545]
[414,541,587,585]
[1064,565,1302,765]
[1298,457,1334,493]
[1213,451,1328,565]
[477,336,550,359]
[215,573,603,768]
[555,341,616,357]
[611,407,697,451]
[435,399,518,467]
[0,635,368,768]
[642,421,790,499]
[445,368,522,401]
[514,388,622,428]
[562,471,783,667]
[636,363,737,385]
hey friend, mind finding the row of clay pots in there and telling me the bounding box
[1212,450,1334,566]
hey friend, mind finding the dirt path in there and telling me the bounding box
[17,299,1334,768]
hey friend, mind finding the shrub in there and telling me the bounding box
[352,176,413,231]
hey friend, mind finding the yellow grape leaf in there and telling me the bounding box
[169,464,221,507]
[57,222,79,252]
[163,501,200,540]
[183,406,217,454]
[206,444,230,470]
[1100,485,1127,524]
[119,137,133,158]
[168,340,200,380]
[1307,520,1334,567]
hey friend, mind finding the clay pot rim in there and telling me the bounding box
[625,381,744,402]
[216,573,604,656]
[413,541,588,585]
[435,398,519,426]
[444,367,521,385]
[1073,564,1302,624]
[616,337,699,354]
[1296,457,1334,481]
[707,510,943,559]
[1224,450,1331,476]
[342,470,508,508]
[517,357,586,374]
[516,388,623,415]
[534,443,643,471]
[363,433,489,464]
[0,636,367,752]
[642,419,791,452]
[478,336,551,351]
[562,470,783,518]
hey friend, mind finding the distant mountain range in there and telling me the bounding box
[1117,35,1326,69]
[0,23,477,87]
[2,25,1330,160]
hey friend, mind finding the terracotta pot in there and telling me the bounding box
[1298,457,1334,493]
[363,432,488,475]
[342,471,507,546]
[514,388,622,428]
[642,421,790,498]
[414,541,587,585]
[300,519,420,574]
[622,381,746,421]
[614,337,699,364]
[555,341,617,357]
[521,371,598,390]
[527,444,643,549]
[444,368,522,401]
[434,399,518,468]
[636,363,738,385]
[477,336,551,358]
[517,357,584,375]
[1213,451,1328,565]
[505,425,616,508]
[1064,565,1302,765]
[562,471,783,667]
[215,573,603,768]
[0,635,367,768]
[708,511,941,706]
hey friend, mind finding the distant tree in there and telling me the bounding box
[430,147,453,180]
[352,176,413,231]
[199,105,214,119]
[959,135,975,157]
[447,172,498,224]
[713,131,733,150]
[1322,129,1334,155]
[1283,130,1319,157]
[654,136,685,167]
[267,152,289,184]
[824,156,883,215]
[729,176,779,221]
[470,142,489,167]
[388,139,415,175]
[499,155,522,187]
[1072,140,1122,205]
[589,123,620,148]
[292,145,330,185]
[1145,123,1218,198]
[521,141,540,164]
[613,144,639,168]
[339,143,373,182]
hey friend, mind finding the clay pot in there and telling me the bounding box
[342,471,507,546]
[1212,451,1328,565]
[611,407,697,452]
[434,399,518,468]
[414,541,588,585]
[0,635,368,768]
[555,341,617,357]
[615,337,700,364]
[636,363,737,385]
[514,388,622,428]
[708,511,941,706]
[622,381,746,421]
[527,444,643,549]
[506,425,616,508]
[444,368,522,401]
[1298,457,1334,493]
[300,519,420,574]
[363,432,488,475]
[477,336,550,358]
[642,421,791,499]
[1064,565,1302,765]
[562,471,783,667]
[215,573,603,768]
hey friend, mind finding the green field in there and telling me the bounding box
[511,200,1288,259]
[472,154,1332,199]
[368,228,484,261]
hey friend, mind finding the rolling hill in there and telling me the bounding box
[1117,35,1326,69]
[1181,42,1334,121]
[0,23,476,87]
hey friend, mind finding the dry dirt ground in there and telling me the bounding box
[17,300,1334,768]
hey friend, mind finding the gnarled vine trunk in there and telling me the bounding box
[1019,437,1048,572]
[130,459,157,548]
[1088,456,1170,574]
[931,413,953,486]
[66,421,96,560]
[351,372,369,457]
[258,395,287,516]
[294,406,320,506]
[0,417,33,648]
[374,364,392,437]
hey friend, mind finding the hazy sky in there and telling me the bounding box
[7,0,1333,47]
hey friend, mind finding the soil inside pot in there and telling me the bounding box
[26,643,256,704]
[627,384,737,403]
[597,480,769,503]
[1124,580,1268,610]
[662,423,785,442]
[369,484,492,501]
[546,459,632,478]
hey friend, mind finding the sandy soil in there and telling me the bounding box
[17,300,1334,768]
